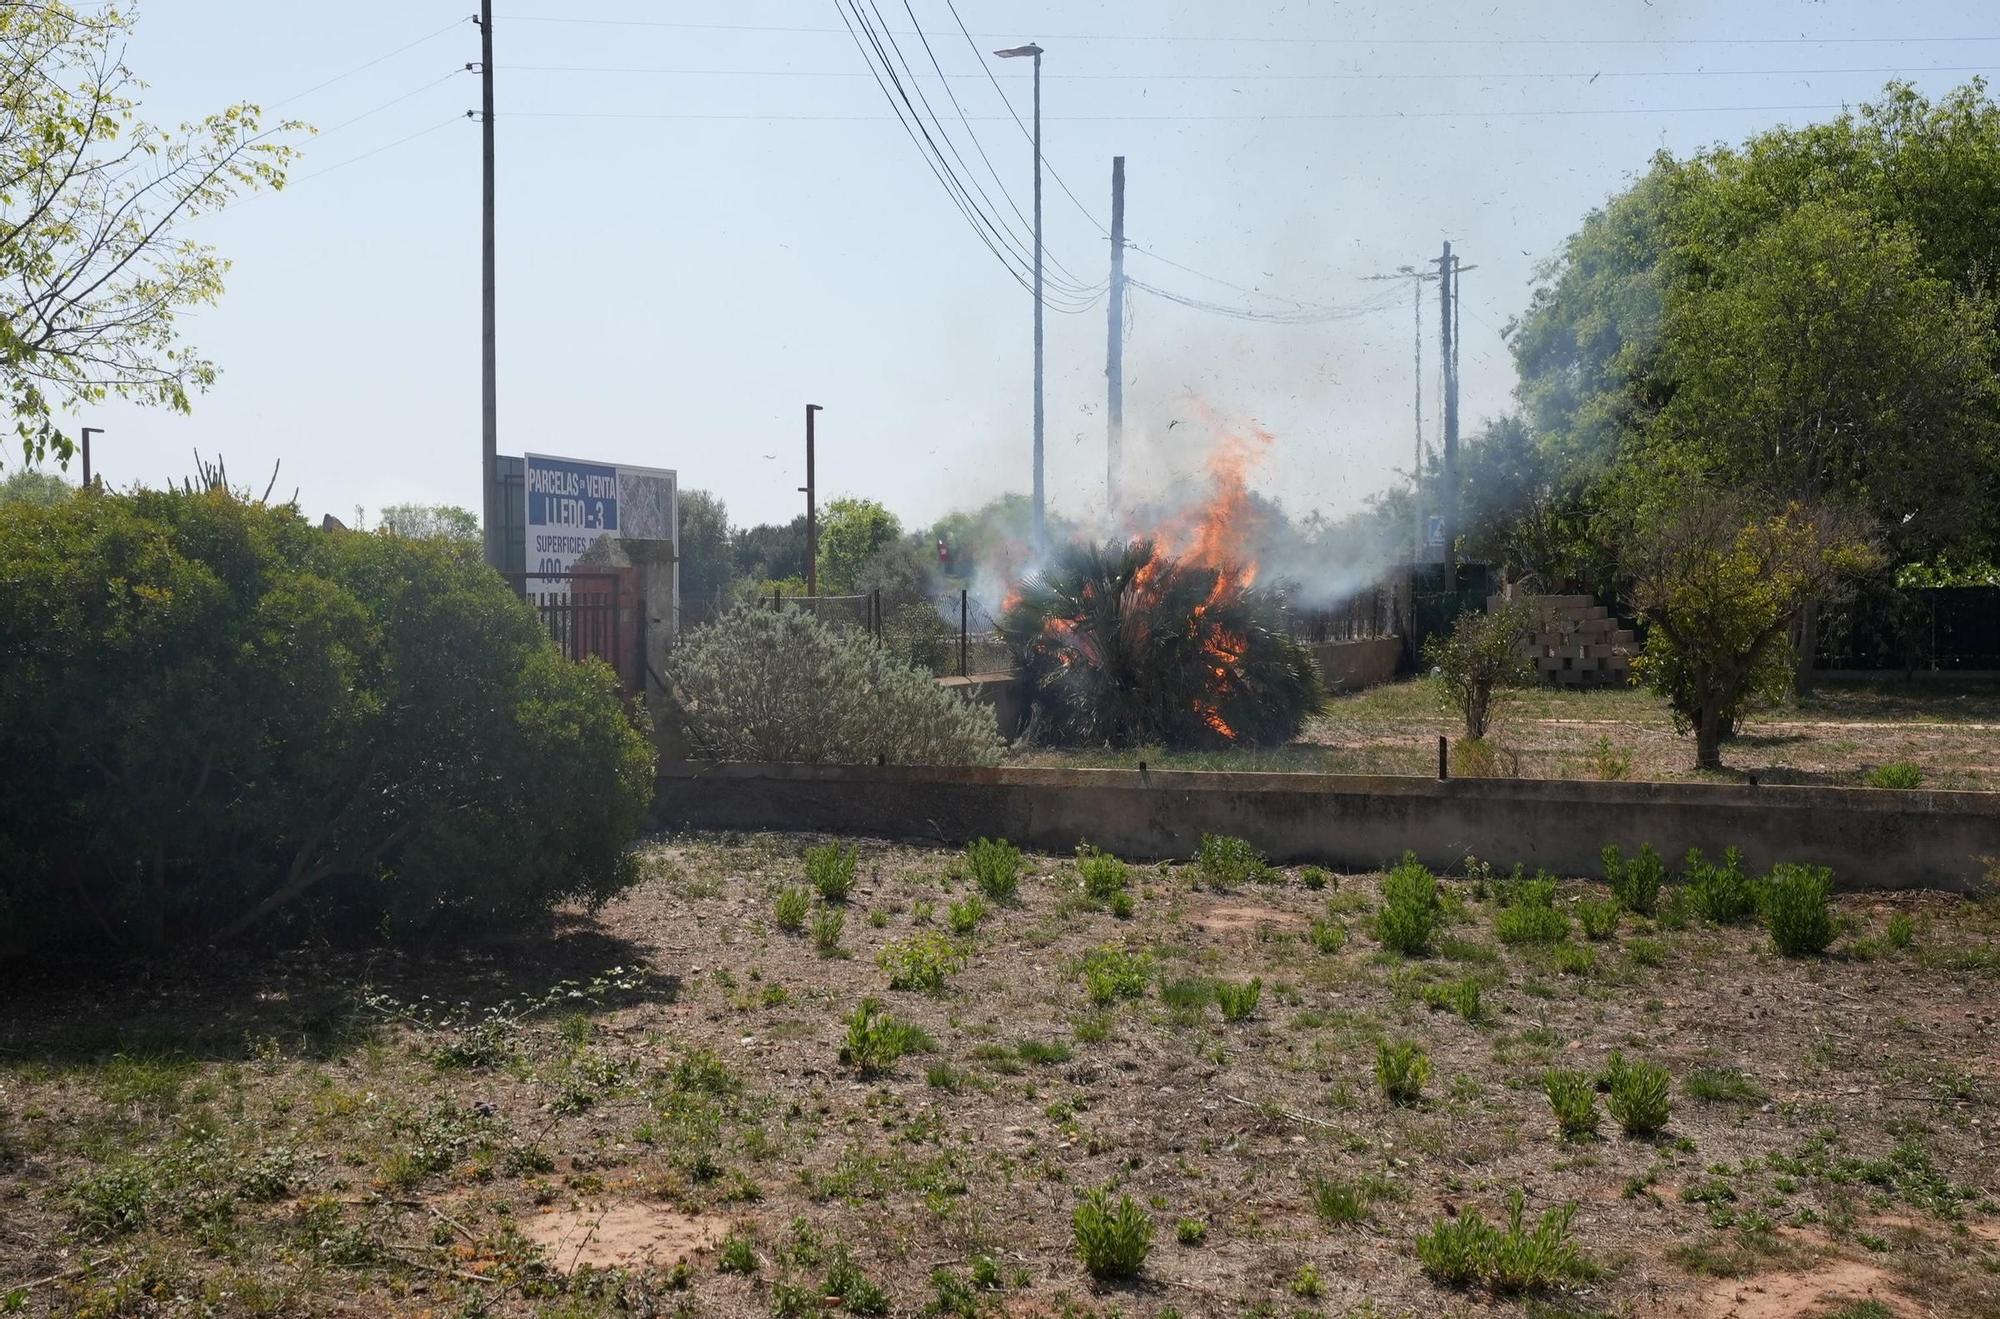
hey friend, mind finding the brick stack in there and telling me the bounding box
[1500,594,1637,688]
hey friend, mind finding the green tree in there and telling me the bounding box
[0,4,298,464]
[1624,493,1878,770]
[676,488,735,624]
[0,469,72,506]
[819,497,902,595]
[1421,602,1535,741]
[733,514,807,584]
[376,503,479,543]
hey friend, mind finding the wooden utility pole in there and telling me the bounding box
[477,0,500,570]
[804,404,822,597]
[1105,155,1125,518]
[1437,241,1458,578]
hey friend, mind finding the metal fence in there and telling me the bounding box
[1283,588,1397,644]
[1820,585,2000,670]
[509,570,643,689]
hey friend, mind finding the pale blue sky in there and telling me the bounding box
[59,0,2000,530]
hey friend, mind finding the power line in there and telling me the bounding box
[496,101,1872,122]
[500,61,2000,83]
[314,69,464,137]
[269,16,469,109]
[1126,277,1406,324]
[499,16,2000,47]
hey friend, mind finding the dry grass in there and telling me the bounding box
[1010,675,2000,790]
[3,835,1997,1318]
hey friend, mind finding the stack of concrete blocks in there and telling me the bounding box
[1498,594,1636,688]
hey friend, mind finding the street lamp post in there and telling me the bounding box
[993,41,1045,552]
[803,404,822,598]
[80,426,103,489]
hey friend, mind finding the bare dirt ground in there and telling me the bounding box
[1010,676,2000,791]
[3,835,1997,1318]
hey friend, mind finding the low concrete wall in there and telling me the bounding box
[935,671,1026,739]
[655,762,1998,892]
[1310,636,1402,692]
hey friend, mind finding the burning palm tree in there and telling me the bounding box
[1002,537,1319,749]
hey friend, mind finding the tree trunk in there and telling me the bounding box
[1793,600,1821,696]
[1695,705,1724,772]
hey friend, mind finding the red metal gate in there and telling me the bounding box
[510,570,645,691]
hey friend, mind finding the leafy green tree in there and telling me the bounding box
[676,488,735,624]
[0,4,298,464]
[1624,493,1878,770]
[1421,602,1535,741]
[376,503,479,543]
[0,487,654,957]
[733,514,806,585]
[0,469,71,506]
[819,497,902,595]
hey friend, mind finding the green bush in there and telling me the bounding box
[0,488,654,958]
[806,843,858,902]
[1542,1068,1599,1139]
[1307,1175,1370,1226]
[1375,853,1443,955]
[811,906,846,956]
[1885,912,1915,950]
[838,999,932,1076]
[665,606,1000,764]
[1215,978,1263,1023]
[877,933,966,993]
[1072,1187,1153,1280]
[1865,761,1924,789]
[1604,1052,1673,1136]
[1195,833,1277,888]
[1601,843,1664,915]
[1375,1039,1433,1105]
[1077,945,1151,1005]
[1307,917,1348,954]
[1416,1190,1587,1292]
[1495,900,1570,945]
[773,887,811,932]
[945,894,986,935]
[966,837,1022,903]
[1421,602,1535,740]
[1763,863,1837,956]
[1683,847,1761,924]
[1420,976,1486,1024]
[1077,845,1129,904]
[1574,896,1621,942]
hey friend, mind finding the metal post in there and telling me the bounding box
[1438,735,1449,781]
[1106,155,1124,519]
[959,588,968,678]
[478,0,501,571]
[80,427,102,489]
[804,404,821,597]
[1438,241,1458,580]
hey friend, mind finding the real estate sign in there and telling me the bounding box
[522,452,677,577]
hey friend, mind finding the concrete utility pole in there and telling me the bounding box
[470,5,498,571]
[1437,241,1458,578]
[803,404,822,597]
[1105,155,1125,519]
[993,42,1045,550]
[80,426,102,489]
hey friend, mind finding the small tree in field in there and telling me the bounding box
[1626,496,1876,770]
[1422,603,1534,741]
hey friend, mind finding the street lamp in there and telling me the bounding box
[993,41,1045,552]
[80,426,103,489]
[803,404,822,598]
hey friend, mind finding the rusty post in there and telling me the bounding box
[959,588,968,677]
[1437,735,1449,781]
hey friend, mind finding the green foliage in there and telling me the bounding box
[1885,912,1916,950]
[945,894,986,935]
[1195,833,1277,888]
[1375,853,1443,955]
[1420,976,1487,1024]
[1763,863,1837,956]
[1175,1217,1207,1245]
[1072,1187,1153,1280]
[1002,538,1321,749]
[1307,1175,1372,1226]
[1542,1068,1600,1139]
[1684,1067,1765,1105]
[1214,978,1263,1023]
[807,843,859,903]
[0,489,653,958]
[1601,843,1664,915]
[966,838,1022,903]
[673,489,736,625]
[1307,917,1348,954]
[374,503,478,543]
[717,1227,758,1274]
[1077,845,1130,904]
[665,608,1000,765]
[0,8,300,462]
[1865,761,1924,790]
[1422,602,1536,740]
[1375,1039,1433,1105]
[819,497,903,595]
[1077,945,1151,1006]
[1496,900,1570,946]
[877,933,966,993]
[774,887,811,932]
[1604,1053,1673,1136]
[1683,848,1761,924]
[1300,865,1332,890]
[1586,735,1632,780]
[838,999,932,1077]
[811,906,846,956]
[1575,897,1621,942]
[0,469,72,506]
[822,1246,890,1316]
[1416,1190,1588,1293]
